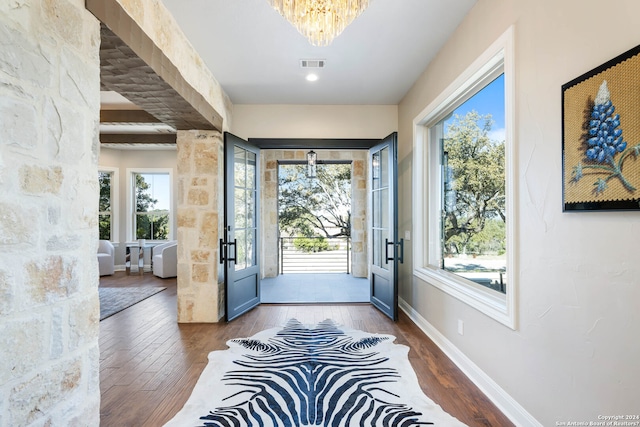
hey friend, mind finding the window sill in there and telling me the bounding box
[414,266,515,329]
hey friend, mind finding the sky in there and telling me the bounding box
[445,73,505,142]
[140,173,171,210]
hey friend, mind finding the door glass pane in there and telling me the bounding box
[373,229,381,267]
[234,147,246,187]
[247,152,256,189]
[247,190,256,228]
[379,147,389,188]
[235,229,246,271]
[235,188,246,229]
[381,228,389,271]
[380,187,389,231]
[246,229,255,267]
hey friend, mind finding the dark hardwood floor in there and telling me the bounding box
[99,272,513,426]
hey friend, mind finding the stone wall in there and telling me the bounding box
[176,130,225,322]
[261,150,368,278]
[0,0,101,425]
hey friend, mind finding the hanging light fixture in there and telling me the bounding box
[307,150,317,178]
[267,0,370,47]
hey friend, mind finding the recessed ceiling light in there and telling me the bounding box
[306,73,319,82]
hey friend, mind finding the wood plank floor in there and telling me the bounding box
[99,272,513,426]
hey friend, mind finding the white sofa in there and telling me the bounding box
[97,240,115,276]
[152,241,177,278]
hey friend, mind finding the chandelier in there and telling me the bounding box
[267,0,370,46]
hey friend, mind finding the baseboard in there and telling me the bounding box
[398,298,542,427]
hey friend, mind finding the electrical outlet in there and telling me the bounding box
[404,230,411,241]
[457,319,464,335]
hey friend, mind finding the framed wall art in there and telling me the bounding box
[562,44,640,211]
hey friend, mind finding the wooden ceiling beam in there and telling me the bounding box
[100,109,162,124]
[99,133,176,144]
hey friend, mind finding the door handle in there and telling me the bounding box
[228,239,237,263]
[385,239,393,264]
[385,238,404,264]
[219,238,238,263]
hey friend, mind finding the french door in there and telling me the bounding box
[369,132,401,320]
[223,132,261,321]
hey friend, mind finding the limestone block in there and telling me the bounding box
[194,141,217,174]
[0,95,38,150]
[187,188,209,206]
[45,99,86,163]
[0,23,53,88]
[26,256,77,304]
[177,209,196,228]
[46,234,81,251]
[198,212,218,249]
[191,177,207,186]
[191,250,210,262]
[0,317,46,385]
[41,0,85,49]
[177,141,192,174]
[20,165,63,194]
[353,160,365,177]
[266,160,277,170]
[68,293,99,351]
[60,47,100,109]
[0,202,36,247]
[50,306,64,359]
[9,358,83,425]
[191,263,209,283]
[0,270,12,316]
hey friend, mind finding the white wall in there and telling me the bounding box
[398,0,640,425]
[99,147,178,267]
[232,104,397,139]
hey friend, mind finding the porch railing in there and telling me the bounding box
[279,236,351,274]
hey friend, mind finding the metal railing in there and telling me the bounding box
[279,236,351,274]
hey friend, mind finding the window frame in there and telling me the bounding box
[98,167,119,242]
[412,27,517,329]
[126,168,173,242]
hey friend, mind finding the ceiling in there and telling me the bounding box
[158,0,477,105]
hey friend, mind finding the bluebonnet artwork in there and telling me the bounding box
[571,80,640,195]
[562,44,640,210]
[163,319,467,427]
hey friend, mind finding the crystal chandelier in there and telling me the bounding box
[267,0,370,46]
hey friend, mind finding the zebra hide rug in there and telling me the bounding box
[164,319,467,427]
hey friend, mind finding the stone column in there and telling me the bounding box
[0,0,101,425]
[176,130,224,322]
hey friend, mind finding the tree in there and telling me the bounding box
[443,111,505,256]
[98,172,111,240]
[279,164,351,239]
[135,174,169,240]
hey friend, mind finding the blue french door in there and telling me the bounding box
[223,132,261,321]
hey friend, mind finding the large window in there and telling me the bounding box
[99,171,113,240]
[436,75,506,292]
[131,171,171,240]
[413,27,516,328]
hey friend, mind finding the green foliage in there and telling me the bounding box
[443,111,506,256]
[293,236,329,253]
[135,174,168,240]
[278,163,351,238]
[99,172,112,240]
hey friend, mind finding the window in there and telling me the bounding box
[437,75,506,292]
[98,171,113,240]
[131,171,171,240]
[413,27,516,328]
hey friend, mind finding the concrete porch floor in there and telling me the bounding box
[260,273,369,303]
